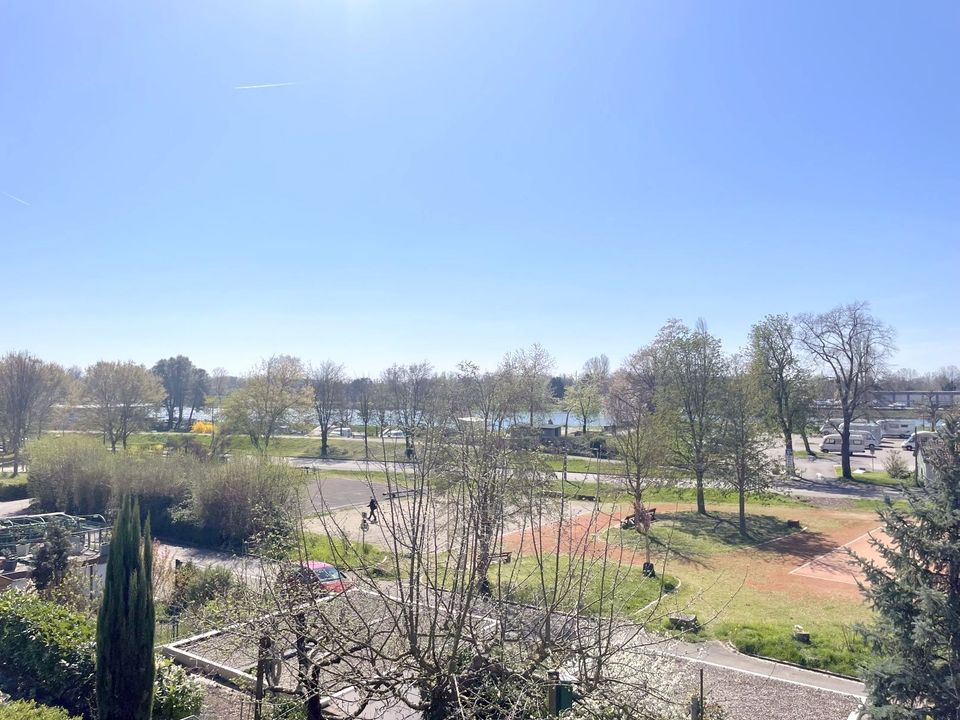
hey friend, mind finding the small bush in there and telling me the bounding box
[0,592,96,717]
[883,452,912,480]
[0,478,29,501]
[190,421,214,434]
[0,701,80,720]
[152,659,204,720]
[170,562,236,614]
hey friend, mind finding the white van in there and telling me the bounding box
[901,431,938,452]
[879,420,913,439]
[820,432,869,455]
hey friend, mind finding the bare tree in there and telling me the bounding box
[309,361,347,458]
[382,362,435,455]
[717,355,773,536]
[0,351,67,474]
[581,354,611,396]
[203,397,682,720]
[656,319,726,515]
[348,377,374,459]
[221,355,312,453]
[152,355,196,430]
[563,375,602,435]
[502,344,555,428]
[749,314,809,474]
[798,302,895,479]
[83,361,164,452]
[607,346,665,574]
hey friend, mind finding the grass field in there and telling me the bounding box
[613,511,801,559]
[614,497,879,677]
[833,466,915,487]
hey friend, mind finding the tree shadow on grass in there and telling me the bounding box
[639,511,838,563]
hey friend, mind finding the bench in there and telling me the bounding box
[787,520,802,529]
[491,551,513,564]
[620,508,657,529]
[382,489,417,500]
[668,613,699,632]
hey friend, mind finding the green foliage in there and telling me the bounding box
[294,531,389,571]
[882,452,912,480]
[0,592,95,717]
[25,436,300,550]
[96,496,155,720]
[857,418,960,718]
[27,436,113,515]
[0,476,29,501]
[713,622,869,678]
[0,701,81,720]
[151,659,204,720]
[169,561,235,614]
[32,523,72,592]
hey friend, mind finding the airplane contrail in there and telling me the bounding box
[234,81,298,90]
[2,191,30,206]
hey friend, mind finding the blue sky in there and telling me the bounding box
[2,1,957,376]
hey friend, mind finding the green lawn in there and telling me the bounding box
[612,511,801,561]
[292,531,392,574]
[639,499,879,677]
[497,554,678,619]
[0,474,28,501]
[834,466,916,488]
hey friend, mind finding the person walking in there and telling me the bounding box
[368,496,379,523]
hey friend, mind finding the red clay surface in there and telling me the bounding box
[499,501,890,603]
[789,527,888,585]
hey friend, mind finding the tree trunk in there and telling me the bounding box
[784,435,795,477]
[695,469,706,515]
[363,421,369,459]
[320,427,329,459]
[738,486,746,536]
[799,427,814,456]
[582,417,588,435]
[840,428,852,479]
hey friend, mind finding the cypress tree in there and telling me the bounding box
[96,495,155,720]
[857,416,960,718]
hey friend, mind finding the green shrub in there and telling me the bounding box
[152,659,204,720]
[882,452,912,480]
[0,592,95,717]
[26,436,112,515]
[0,478,29,501]
[0,701,80,720]
[0,595,204,719]
[170,562,235,614]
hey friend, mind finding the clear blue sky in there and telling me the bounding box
[2,2,958,376]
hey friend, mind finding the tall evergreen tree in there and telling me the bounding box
[32,523,72,592]
[857,416,960,718]
[96,496,155,720]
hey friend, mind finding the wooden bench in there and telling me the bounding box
[620,508,657,529]
[668,613,699,632]
[491,551,513,564]
[382,489,417,500]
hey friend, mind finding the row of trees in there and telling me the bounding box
[1,302,898,483]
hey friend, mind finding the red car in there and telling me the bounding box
[287,561,353,594]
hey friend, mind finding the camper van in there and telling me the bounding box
[818,421,881,449]
[879,419,914,439]
[901,431,939,452]
[820,432,869,455]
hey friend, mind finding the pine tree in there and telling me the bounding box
[96,496,155,720]
[857,416,960,718]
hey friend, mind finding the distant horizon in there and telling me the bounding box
[5,305,956,379]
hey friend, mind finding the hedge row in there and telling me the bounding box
[0,701,80,720]
[0,593,95,717]
[0,594,203,720]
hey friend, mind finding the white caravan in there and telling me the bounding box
[820,432,869,455]
[818,420,881,449]
[879,419,914,439]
